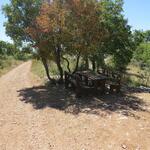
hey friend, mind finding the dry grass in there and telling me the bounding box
[0,56,22,77]
[31,59,150,87]
[127,64,150,87]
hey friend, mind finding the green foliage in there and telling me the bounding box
[0,55,22,76]
[0,40,31,61]
[2,0,42,46]
[131,30,150,87]
[144,30,150,42]
[0,40,31,77]
[93,0,134,70]
[132,30,145,46]
[3,0,140,81]
[0,41,17,55]
[134,43,150,64]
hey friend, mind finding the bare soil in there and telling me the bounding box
[0,61,150,150]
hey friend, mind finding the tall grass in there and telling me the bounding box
[0,55,23,77]
[31,59,46,79]
[31,57,79,80]
[32,59,150,87]
[125,64,150,87]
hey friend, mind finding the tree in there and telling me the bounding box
[144,30,150,42]
[0,40,17,56]
[3,0,59,82]
[66,0,108,70]
[134,43,150,65]
[93,0,134,71]
[26,0,107,79]
[26,1,68,82]
[2,0,42,46]
[3,0,136,82]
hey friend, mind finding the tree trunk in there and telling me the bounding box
[41,57,52,81]
[55,46,63,83]
[85,57,89,70]
[96,54,105,71]
[92,59,96,72]
[62,56,71,73]
[73,52,81,73]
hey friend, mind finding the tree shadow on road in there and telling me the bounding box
[18,84,149,118]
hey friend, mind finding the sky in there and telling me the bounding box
[0,0,150,43]
[0,0,11,42]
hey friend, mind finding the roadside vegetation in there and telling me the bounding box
[0,40,32,77]
[31,32,150,87]
[2,0,150,87]
[0,55,22,77]
[128,31,150,87]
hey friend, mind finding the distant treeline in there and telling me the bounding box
[0,40,32,60]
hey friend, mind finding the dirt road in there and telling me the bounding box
[0,61,150,150]
[0,61,50,150]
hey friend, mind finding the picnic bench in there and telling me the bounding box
[98,68,122,93]
[65,69,122,96]
[64,71,77,90]
[65,71,108,97]
[65,71,95,97]
[76,71,107,94]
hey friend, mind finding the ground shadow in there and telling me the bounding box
[126,86,150,94]
[18,84,149,118]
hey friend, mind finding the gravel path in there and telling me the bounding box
[0,61,50,150]
[0,61,150,150]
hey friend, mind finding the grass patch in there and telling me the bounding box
[0,55,23,77]
[31,59,150,87]
[31,59,64,82]
[31,58,78,80]
[126,64,150,87]
[31,59,46,79]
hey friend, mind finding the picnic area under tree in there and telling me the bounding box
[0,0,150,149]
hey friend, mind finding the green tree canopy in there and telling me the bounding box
[3,0,138,81]
[2,0,42,45]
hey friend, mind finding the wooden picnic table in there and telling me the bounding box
[65,70,122,95]
[75,71,108,93]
